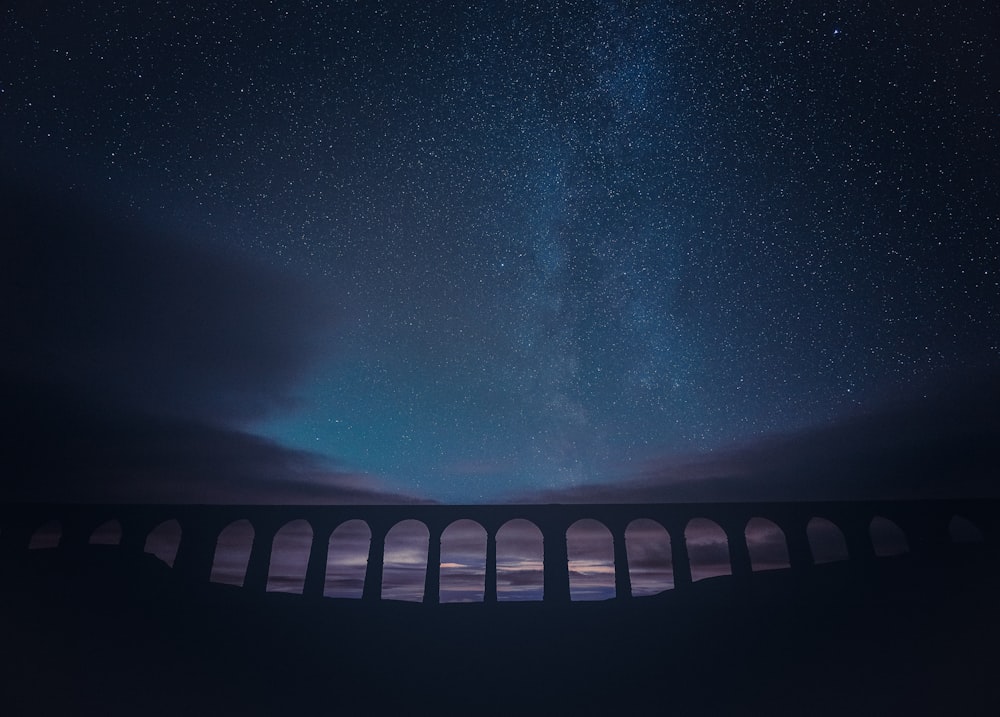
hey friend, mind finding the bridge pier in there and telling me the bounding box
[424,525,443,605]
[484,529,498,603]
[842,514,876,565]
[363,525,387,602]
[60,514,92,557]
[244,522,277,592]
[612,527,632,599]
[723,519,753,579]
[540,517,570,603]
[785,519,814,571]
[667,519,693,588]
[303,525,332,599]
[120,517,153,556]
[172,518,219,585]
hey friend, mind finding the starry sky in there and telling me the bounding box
[2,0,998,505]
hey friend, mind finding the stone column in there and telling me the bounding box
[484,529,498,603]
[120,516,156,556]
[243,524,277,593]
[541,520,570,603]
[842,515,875,564]
[785,520,814,572]
[726,521,753,579]
[61,513,91,555]
[612,527,632,599]
[671,522,693,588]
[173,518,219,585]
[363,526,387,602]
[303,526,331,599]
[901,513,945,560]
[424,525,442,605]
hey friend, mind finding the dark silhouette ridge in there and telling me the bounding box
[2,500,999,715]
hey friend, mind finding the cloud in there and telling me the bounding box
[0,181,423,504]
[0,380,424,504]
[511,371,1000,504]
[1,180,340,424]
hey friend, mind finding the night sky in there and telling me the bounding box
[2,0,998,506]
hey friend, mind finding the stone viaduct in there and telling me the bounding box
[1,499,997,603]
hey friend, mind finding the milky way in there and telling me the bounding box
[2,1,997,503]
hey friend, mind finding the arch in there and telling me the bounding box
[29,520,62,550]
[381,519,429,602]
[625,518,673,595]
[807,517,849,564]
[210,519,255,586]
[439,519,487,603]
[870,516,909,557]
[496,519,544,601]
[89,519,122,545]
[685,518,731,582]
[266,519,313,594]
[949,515,985,544]
[745,517,790,572]
[324,520,371,599]
[567,519,615,601]
[144,519,182,567]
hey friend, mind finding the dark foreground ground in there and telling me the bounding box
[2,547,999,716]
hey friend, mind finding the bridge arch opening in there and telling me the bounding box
[324,520,370,599]
[440,519,487,603]
[949,515,985,544]
[144,519,182,567]
[210,519,255,586]
[29,520,62,550]
[89,519,122,545]
[625,519,673,595]
[745,517,790,572]
[567,519,615,600]
[807,517,849,564]
[382,519,429,602]
[266,519,313,594]
[685,518,731,581]
[496,519,544,601]
[870,516,909,557]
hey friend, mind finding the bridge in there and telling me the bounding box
[1,499,997,603]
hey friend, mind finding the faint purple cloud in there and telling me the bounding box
[509,373,1000,505]
[0,182,423,505]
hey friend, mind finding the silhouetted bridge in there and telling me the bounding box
[1,500,996,603]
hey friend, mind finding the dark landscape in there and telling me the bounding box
[3,502,999,716]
